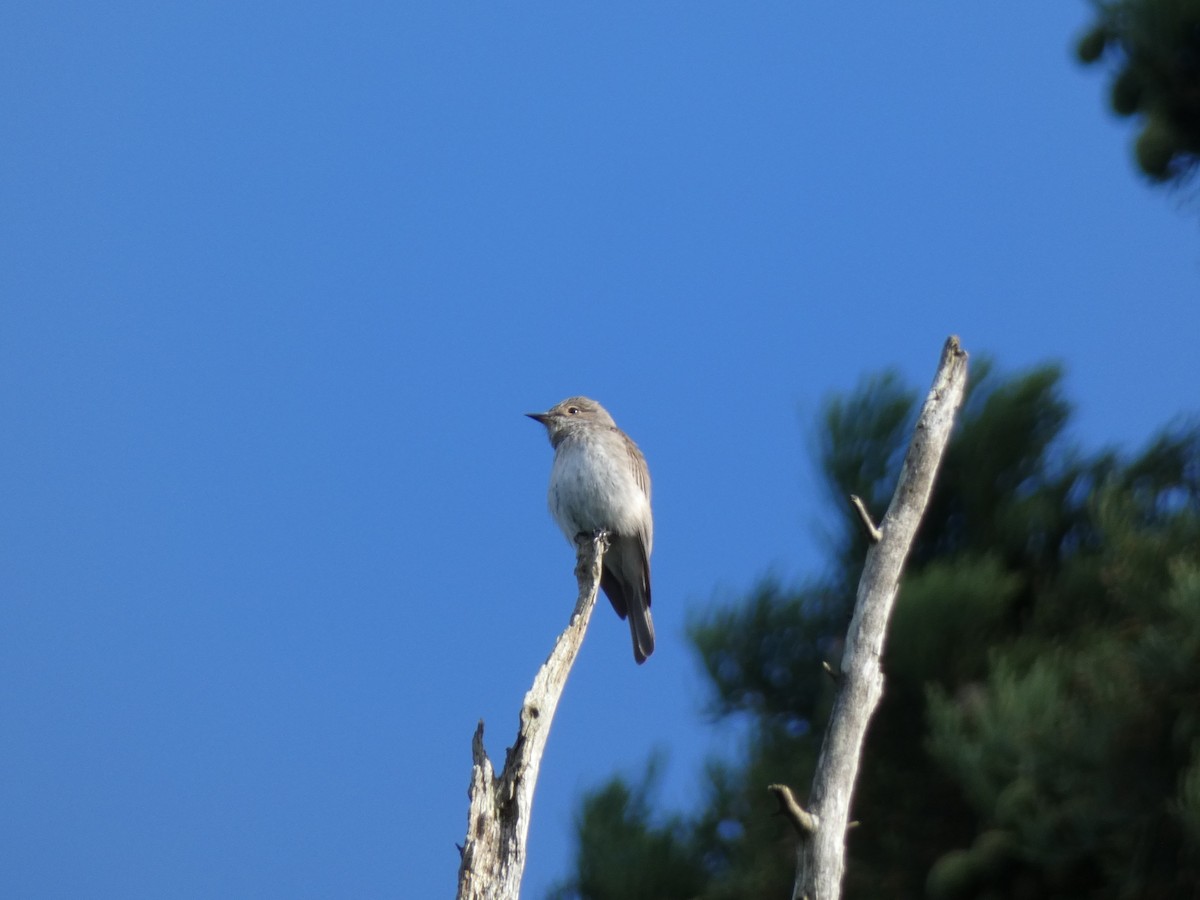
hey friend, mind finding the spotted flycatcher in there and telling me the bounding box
[527,396,655,664]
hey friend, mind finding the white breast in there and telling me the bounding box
[548,439,652,550]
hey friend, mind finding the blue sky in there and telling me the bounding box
[2,2,1198,898]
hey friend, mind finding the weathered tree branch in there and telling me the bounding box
[456,533,607,900]
[790,336,969,900]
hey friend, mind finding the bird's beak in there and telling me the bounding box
[526,412,550,425]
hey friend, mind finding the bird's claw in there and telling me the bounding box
[575,529,611,550]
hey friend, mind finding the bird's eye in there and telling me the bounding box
[567,406,579,415]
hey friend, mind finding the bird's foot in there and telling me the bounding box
[574,529,611,551]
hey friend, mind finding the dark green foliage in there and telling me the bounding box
[1077,0,1200,184]
[1077,24,1113,64]
[1111,64,1146,115]
[691,579,838,728]
[885,557,1017,690]
[926,832,1019,900]
[546,760,707,900]
[551,362,1200,899]
[928,555,1200,895]
[1138,114,1182,178]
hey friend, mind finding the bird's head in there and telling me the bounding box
[526,396,616,446]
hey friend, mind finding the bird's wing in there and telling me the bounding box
[623,434,651,501]
[621,434,653,556]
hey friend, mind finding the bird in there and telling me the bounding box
[527,396,655,664]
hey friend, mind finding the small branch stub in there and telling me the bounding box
[849,495,881,543]
[455,533,608,900]
[768,783,820,837]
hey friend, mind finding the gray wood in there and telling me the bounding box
[456,534,607,900]
[794,336,969,900]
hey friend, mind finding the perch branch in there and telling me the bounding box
[455,533,607,900]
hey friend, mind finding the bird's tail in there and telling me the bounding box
[599,537,656,664]
[629,597,655,665]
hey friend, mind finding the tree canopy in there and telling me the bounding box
[549,362,1200,899]
[1077,0,1200,185]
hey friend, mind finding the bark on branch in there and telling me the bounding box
[455,533,607,900]
[790,336,969,900]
